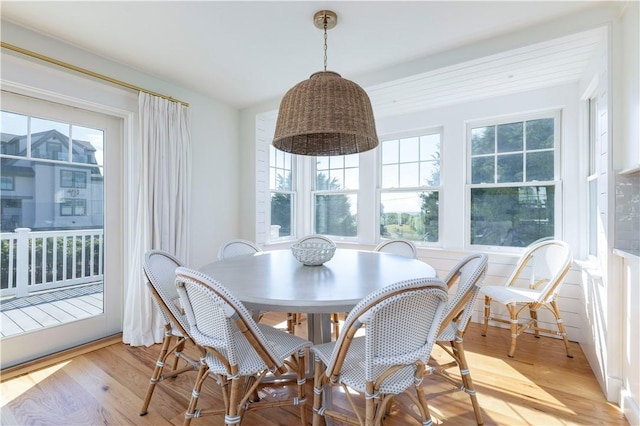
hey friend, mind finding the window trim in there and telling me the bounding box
[376,128,443,246]
[60,169,87,188]
[268,145,296,241]
[1,176,15,191]
[312,154,360,240]
[465,110,562,250]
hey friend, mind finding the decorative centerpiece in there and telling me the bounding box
[291,235,336,266]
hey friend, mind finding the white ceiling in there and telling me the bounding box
[1,1,617,113]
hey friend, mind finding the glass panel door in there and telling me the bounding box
[0,91,122,368]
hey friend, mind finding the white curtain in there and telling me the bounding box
[122,92,191,346]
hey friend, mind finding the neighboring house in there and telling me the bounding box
[0,130,103,231]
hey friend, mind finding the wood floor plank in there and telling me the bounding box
[0,322,628,426]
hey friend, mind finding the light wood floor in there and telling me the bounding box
[0,314,628,426]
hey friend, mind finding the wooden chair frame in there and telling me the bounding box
[311,278,448,426]
[430,253,488,425]
[481,240,573,358]
[139,250,199,417]
[175,267,311,426]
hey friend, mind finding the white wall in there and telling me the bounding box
[613,2,640,424]
[1,21,241,271]
[238,6,638,423]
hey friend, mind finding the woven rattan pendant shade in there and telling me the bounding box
[273,11,378,156]
[273,71,378,156]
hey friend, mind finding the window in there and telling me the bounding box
[269,146,294,238]
[1,107,104,232]
[1,176,14,191]
[60,198,86,216]
[469,113,559,247]
[587,98,598,256]
[379,132,440,243]
[314,155,358,237]
[60,170,87,188]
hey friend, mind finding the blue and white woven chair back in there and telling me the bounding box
[217,239,262,260]
[374,239,418,259]
[439,253,488,337]
[143,250,190,334]
[327,278,448,386]
[175,267,281,371]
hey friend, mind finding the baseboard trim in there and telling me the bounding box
[621,389,640,426]
[0,333,123,382]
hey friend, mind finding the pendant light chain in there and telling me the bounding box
[323,16,328,72]
[273,9,379,156]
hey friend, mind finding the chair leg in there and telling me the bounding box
[312,358,325,426]
[414,363,433,426]
[183,361,210,426]
[140,328,172,416]
[172,339,186,371]
[481,296,491,336]
[287,313,297,335]
[549,300,574,358]
[452,337,484,425]
[365,381,375,426]
[296,351,308,425]
[505,303,519,358]
[331,313,341,338]
[529,307,540,338]
[226,376,243,426]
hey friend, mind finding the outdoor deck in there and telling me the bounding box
[0,283,103,337]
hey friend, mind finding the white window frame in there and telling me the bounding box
[376,128,443,246]
[312,154,360,241]
[586,97,598,257]
[465,110,563,250]
[268,145,296,242]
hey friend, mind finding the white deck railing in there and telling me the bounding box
[0,228,104,298]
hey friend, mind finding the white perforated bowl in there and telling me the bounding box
[291,241,336,266]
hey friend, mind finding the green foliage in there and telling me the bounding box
[0,234,102,289]
[271,173,292,236]
[470,186,554,247]
[315,172,357,237]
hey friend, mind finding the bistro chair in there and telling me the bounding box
[217,238,262,260]
[175,267,312,426]
[328,238,419,340]
[480,239,573,358]
[139,250,199,416]
[311,277,449,426]
[374,238,418,259]
[429,252,488,425]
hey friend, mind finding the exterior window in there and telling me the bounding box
[314,155,358,237]
[587,98,598,256]
[269,146,294,238]
[1,176,15,191]
[1,107,103,232]
[60,199,86,216]
[379,132,440,243]
[469,114,559,247]
[61,170,87,188]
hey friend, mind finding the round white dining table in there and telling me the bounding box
[199,248,437,344]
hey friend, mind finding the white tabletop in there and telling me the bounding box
[199,248,437,315]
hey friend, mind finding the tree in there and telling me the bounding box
[271,173,292,236]
[315,172,357,237]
